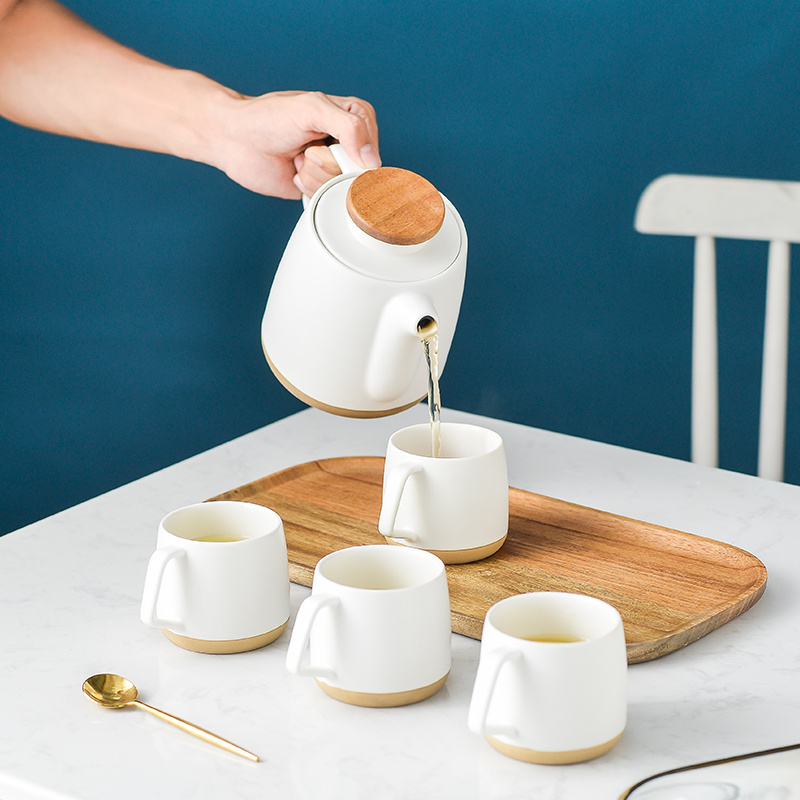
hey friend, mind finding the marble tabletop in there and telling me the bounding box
[1,406,798,799]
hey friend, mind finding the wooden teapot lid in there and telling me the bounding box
[345,167,445,246]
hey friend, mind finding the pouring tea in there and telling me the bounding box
[417,316,442,457]
[261,145,467,418]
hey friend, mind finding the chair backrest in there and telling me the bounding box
[635,174,800,481]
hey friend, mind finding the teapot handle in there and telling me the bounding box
[301,143,366,207]
[328,143,364,176]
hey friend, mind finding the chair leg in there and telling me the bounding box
[693,235,719,468]
[758,240,790,482]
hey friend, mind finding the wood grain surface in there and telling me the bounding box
[209,457,767,663]
[346,167,445,245]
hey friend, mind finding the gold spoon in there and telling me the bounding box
[82,673,259,762]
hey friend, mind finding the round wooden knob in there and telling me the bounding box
[346,167,445,246]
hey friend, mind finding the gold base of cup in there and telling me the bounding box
[487,730,623,765]
[162,619,289,654]
[385,534,507,564]
[315,671,449,708]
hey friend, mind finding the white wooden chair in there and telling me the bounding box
[635,174,800,481]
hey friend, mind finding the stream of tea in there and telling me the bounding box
[418,318,441,458]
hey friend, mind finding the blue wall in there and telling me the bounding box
[2,2,800,534]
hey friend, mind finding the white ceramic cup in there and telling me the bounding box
[285,544,452,707]
[378,422,509,563]
[467,591,627,764]
[140,501,290,654]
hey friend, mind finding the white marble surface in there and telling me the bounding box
[1,406,799,800]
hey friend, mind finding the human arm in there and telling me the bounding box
[0,0,380,197]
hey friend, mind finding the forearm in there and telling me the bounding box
[0,0,236,163]
[0,0,380,197]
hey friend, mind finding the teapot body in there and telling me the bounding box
[262,172,466,417]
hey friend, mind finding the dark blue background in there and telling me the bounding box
[2,2,800,534]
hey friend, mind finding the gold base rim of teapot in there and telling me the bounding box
[264,349,425,419]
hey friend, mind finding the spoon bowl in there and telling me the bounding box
[82,673,258,761]
[82,673,139,708]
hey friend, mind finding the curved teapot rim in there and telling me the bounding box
[309,175,466,282]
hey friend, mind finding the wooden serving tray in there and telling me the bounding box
[209,457,767,663]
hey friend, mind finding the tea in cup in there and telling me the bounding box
[378,422,508,564]
[140,501,290,654]
[468,591,627,764]
[285,544,451,707]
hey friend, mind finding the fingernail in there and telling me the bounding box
[293,174,309,196]
[359,144,381,169]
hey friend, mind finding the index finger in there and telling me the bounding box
[299,92,381,169]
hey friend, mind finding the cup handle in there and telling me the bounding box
[140,547,186,631]
[467,647,521,739]
[285,594,339,680]
[378,463,423,542]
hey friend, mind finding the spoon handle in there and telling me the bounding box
[134,701,259,762]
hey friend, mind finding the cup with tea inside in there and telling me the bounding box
[140,500,290,654]
[467,591,627,764]
[378,422,508,564]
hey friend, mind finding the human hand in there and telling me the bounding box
[0,0,379,200]
[210,90,380,199]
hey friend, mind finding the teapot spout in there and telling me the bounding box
[366,294,439,403]
[416,315,438,339]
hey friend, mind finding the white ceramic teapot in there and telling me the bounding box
[261,145,467,417]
